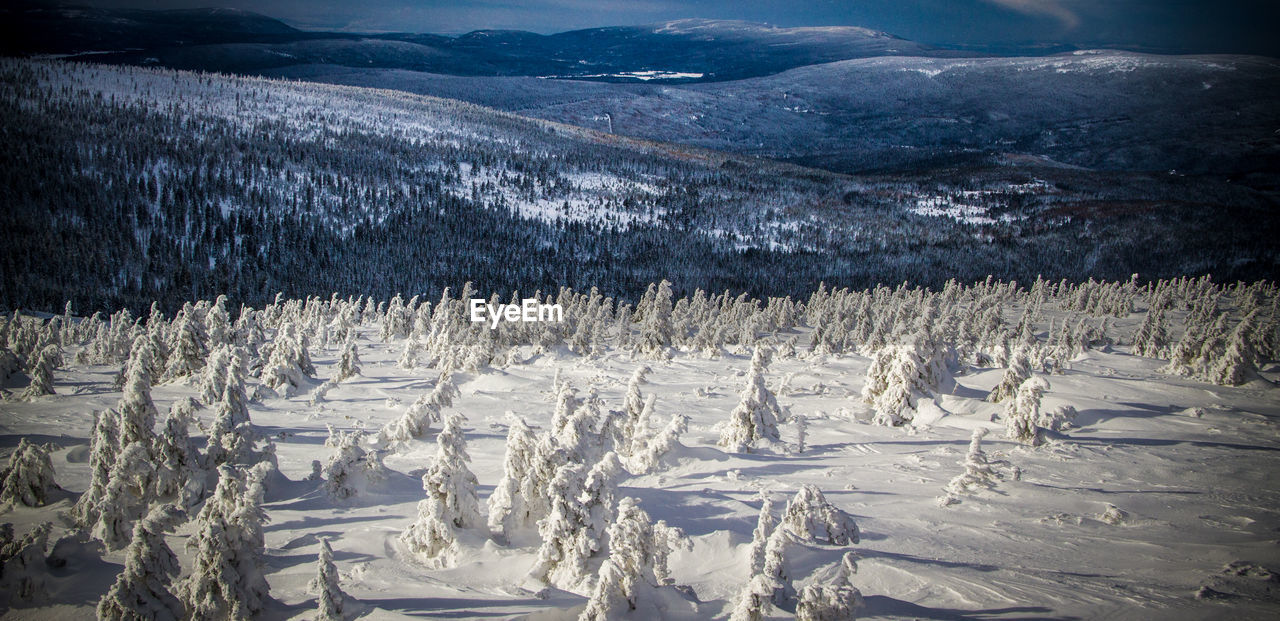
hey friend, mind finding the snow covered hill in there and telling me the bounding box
[275,50,1280,175]
[4,58,1276,316]
[0,277,1278,619]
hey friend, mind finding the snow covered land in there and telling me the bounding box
[0,276,1278,620]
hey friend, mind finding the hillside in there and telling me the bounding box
[269,51,1280,176]
[2,59,1277,316]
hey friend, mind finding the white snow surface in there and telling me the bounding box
[2,322,1280,619]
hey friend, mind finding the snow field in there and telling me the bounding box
[0,281,1278,619]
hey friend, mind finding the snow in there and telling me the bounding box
[1,298,1279,619]
[545,71,706,81]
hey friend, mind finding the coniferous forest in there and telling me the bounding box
[1,59,1275,316]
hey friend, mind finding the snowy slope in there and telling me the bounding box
[1,281,1279,620]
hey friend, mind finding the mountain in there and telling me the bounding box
[3,7,964,80]
[0,3,305,55]
[266,50,1280,176]
[1,58,1275,313]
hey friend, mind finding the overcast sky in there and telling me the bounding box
[79,0,1279,56]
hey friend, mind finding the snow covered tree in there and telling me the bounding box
[629,411,688,473]
[793,414,808,454]
[780,485,859,546]
[748,495,777,575]
[637,280,675,358]
[0,438,59,509]
[19,344,58,400]
[1208,311,1260,386]
[488,415,540,539]
[558,392,607,465]
[578,498,688,620]
[719,348,783,452]
[0,522,52,605]
[988,348,1031,403]
[164,310,207,382]
[530,453,622,589]
[205,347,255,468]
[72,410,120,528]
[96,504,187,621]
[154,398,203,507]
[1004,376,1049,446]
[620,365,651,444]
[309,537,344,621]
[530,462,589,588]
[400,413,481,568]
[180,465,270,619]
[260,322,315,396]
[728,574,782,621]
[116,336,160,450]
[205,296,232,349]
[795,552,863,621]
[1131,306,1170,359]
[761,525,793,607]
[0,347,21,383]
[550,380,580,436]
[199,345,231,405]
[379,372,457,448]
[940,429,998,505]
[335,337,361,382]
[322,426,384,500]
[861,338,945,426]
[93,441,157,551]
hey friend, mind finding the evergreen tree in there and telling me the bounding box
[400,413,481,568]
[96,504,187,621]
[19,344,58,400]
[719,348,783,452]
[0,438,59,509]
[1004,376,1049,446]
[335,337,361,382]
[309,537,345,621]
[73,410,120,528]
[795,552,863,621]
[988,348,1031,403]
[180,465,270,619]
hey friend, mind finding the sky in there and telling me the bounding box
[77,0,1280,56]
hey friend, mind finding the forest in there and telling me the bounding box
[1,59,1275,317]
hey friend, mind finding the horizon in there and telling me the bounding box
[59,0,1280,57]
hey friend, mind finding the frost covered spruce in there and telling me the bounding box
[179,464,271,619]
[0,521,53,605]
[795,552,864,621]
[732,486,859,619]
[0,438,58,509]
[96,504,186,621]
[1005,376,1050,446]
[19,344,59,401]
[400,413,481,568]
[530,453,623,589]
[578,498,688,620]
[309,537,345,621]
[488,414,546,540]
[379,372,458,448]
[940,428,998,506]
[988,347,1031,403]
[322,426,386,500]
[719,347,784,453]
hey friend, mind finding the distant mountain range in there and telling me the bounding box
[3,4,965,81]
[6,3,1279,180]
